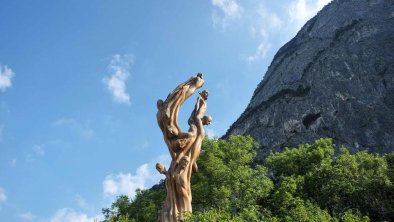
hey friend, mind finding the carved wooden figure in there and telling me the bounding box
[156,73,211,221]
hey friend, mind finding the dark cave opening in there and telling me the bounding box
[303,112,321,128]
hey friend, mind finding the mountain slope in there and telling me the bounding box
[224,0,394,158]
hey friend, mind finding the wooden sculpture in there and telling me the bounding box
[156,73,211,221]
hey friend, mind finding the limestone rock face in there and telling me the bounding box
[224,0,394,159]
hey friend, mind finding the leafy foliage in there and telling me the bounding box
[102,186,165,222]
[102,136,394,221]
[191,136,273,215]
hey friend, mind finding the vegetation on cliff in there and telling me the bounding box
[102,136,394,221]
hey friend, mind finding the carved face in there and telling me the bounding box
[191,74,205,90]
[156,99,163,109]
[156,163,165,173]
[202,116,212,125]
[180,156,190,168]
[167,125,179,137]
[199,90,209,100]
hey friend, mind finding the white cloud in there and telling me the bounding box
[256,6,283,31]
[211,0,242,30]
[75,195,89,209]
[244,5,282,61]
[18,212,36,221]
[288,0,331,31]
[246,29,272,62]
[103,164,151,198]
[0,65,14,92]
[53,118,94,139]
[245,0,331,62]
[26,144,45,162]
[212,0,241,17]
[49,208,102,222]
[102,54,133,104]
[0,187,7,203]
[103,154,170,200]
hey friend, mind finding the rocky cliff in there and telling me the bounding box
[224,0,394,159]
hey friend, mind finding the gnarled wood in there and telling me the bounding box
[156,74,211,221]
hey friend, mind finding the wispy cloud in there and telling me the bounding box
[18,212,36,221]
[103,154,170,200]
[103,164,151,198]
[288,0,331,30]
[49,208,102,222]
[245,5,283,62]
[33,145,45,156]
[48,196,101,222]
[0,187,7,203]
[246,29,272,62]
[75,195,89,210]
[245,0,331,62]
[254,6,284,34]
[102,54,134,104]
[25,144,45,162]
[211,0,242,30]
[0,64,14,92]
[53,118,94,139]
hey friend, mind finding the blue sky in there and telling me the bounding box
[0,0,330,221]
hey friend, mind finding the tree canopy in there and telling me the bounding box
[102,136,394,222]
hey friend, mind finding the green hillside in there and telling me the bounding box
[102,136,394,222]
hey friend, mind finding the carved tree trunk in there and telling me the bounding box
[155,74,211,222]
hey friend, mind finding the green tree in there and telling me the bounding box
[266,138,393,221]
[191,135,273,216]
[102,137,394,221]
[102,186,165,222]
